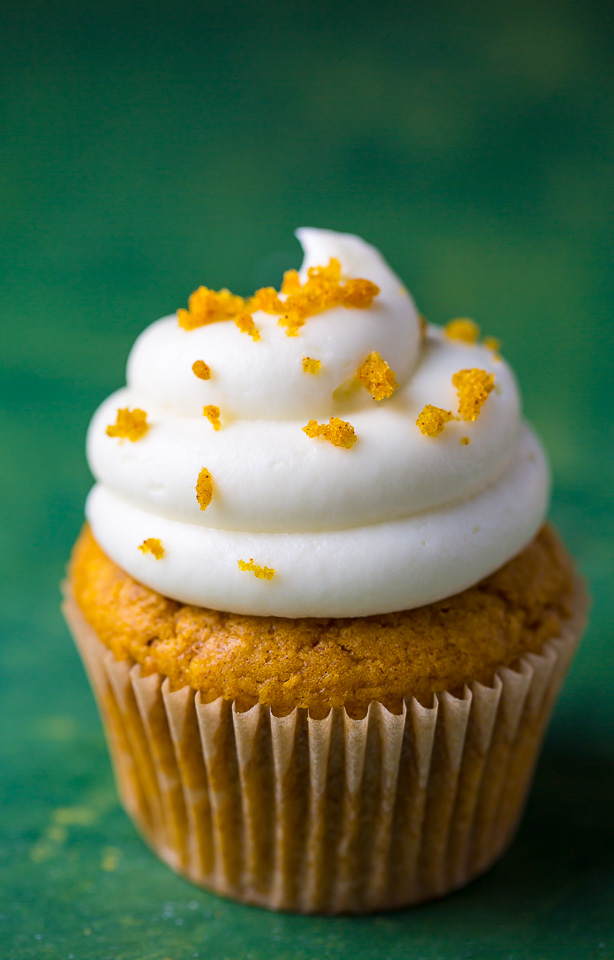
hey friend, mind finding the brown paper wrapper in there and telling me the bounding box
[63,580,587,914]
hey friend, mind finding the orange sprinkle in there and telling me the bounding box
[461,436,471,445]
[302,356,322,374]
[416,405,454,437]
[453,368,495,421]
[192,360,211,380]
[195,468,213,511]
[303,417,357,448]
[445,318,480,344]
[234,313,260,341]
[178,287,245,331]
[238,558,275,580]
[356,351,398,401]
[138,538,164,560]
[203,405,221,430]
[106,408,148,442]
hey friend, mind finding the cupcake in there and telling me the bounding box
[64,229,587,913]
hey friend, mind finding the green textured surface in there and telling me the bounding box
[1,1,613,957]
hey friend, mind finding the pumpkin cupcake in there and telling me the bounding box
[64,229,587,913]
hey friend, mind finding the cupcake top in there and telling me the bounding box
[86,229,549,617]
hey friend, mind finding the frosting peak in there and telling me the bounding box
[125,230,421,422]
[86,229,549,617]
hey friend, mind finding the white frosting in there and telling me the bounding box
[85,229,550,617]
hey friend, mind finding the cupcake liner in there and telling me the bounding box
[63,580,587,914]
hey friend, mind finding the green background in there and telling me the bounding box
[1,1,613,957]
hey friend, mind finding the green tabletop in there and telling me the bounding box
[2,1,613,957]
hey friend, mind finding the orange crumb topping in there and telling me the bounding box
[453,368,495,421]
[195,468,213,511]
[445,318,480,343]
[106,408,149,442]
[280,269,302,295]
[138,538,164,560]
[303,417,357,448]
[356,351,398,400]
[232,287,283,342]
[341,277,380,308]
[250,286,285,314]
[238,558,275,580]
[483,336,502,360]
[178,260,379,339]
[302,356,322,374]
[178,287,246,331]
[276,312,304,337]
[254,258,379,337]
[461,436,471,445]
[203,405,221,430]
[234,313,260,341]
[192,360,211,380]
[416,405,454,437]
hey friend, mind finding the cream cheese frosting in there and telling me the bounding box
[85,229,550,617]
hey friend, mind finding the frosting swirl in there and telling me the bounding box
[86,229,549,617]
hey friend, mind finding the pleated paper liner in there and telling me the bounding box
[63,579,587,914]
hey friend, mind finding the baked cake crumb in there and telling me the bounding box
[416,405,454,437]
[341,277,380,308]
[234,313,260,341]
[178,287,245,330]
[203,405,221,430]
[445,318,480,343]
[178,260,379,340]
[356,351,398,400]
[461,436,471,445]
[139,538,164,559]
[453,368,495,421]
[250,286,284,314]
[106,408,149,442]
[303,417,357,448]
[192,360,211,380]
[280,269,301,295]
[195,468,213,511]
[302,356,322,374]
[264,258,379,337]
[483,336,502,360]
[238,558,275,580]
